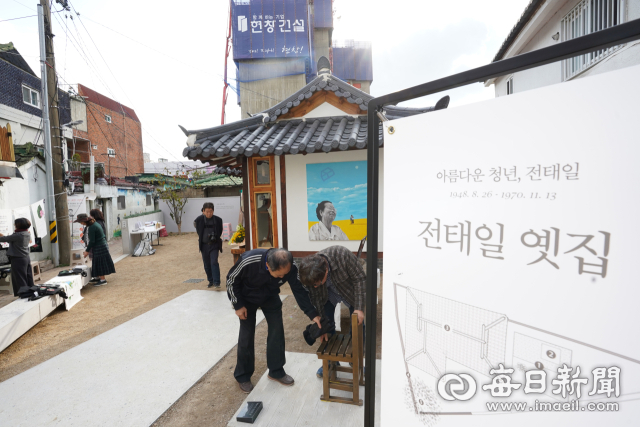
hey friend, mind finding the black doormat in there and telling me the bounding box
[183,278,205,283]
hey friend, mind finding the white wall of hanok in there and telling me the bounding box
[272,148,384,253]
[492,0,640,97]
[0,158,52,261]
[302,102,355,119]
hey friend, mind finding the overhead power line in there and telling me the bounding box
[0,15,37,23]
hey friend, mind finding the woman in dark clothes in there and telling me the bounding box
[89,209,107,238]
[0,218,35,296]
[75,214,115,286]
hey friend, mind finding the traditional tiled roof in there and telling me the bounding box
[182,95,449,161]
[259,73,373,123]
[492,0,546,62]
[193,173,243,187]
[108,176,154,190]
[182,100,448,163]
[183,115,374,161]
[180,57,449,165]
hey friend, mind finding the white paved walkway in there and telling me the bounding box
[0,290,275,427]
[227,351,381,427]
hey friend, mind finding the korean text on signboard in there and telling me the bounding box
[232,0,310,60]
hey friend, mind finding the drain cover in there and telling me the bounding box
[183,278,205,283]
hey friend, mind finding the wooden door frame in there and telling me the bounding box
[248,155,278,249]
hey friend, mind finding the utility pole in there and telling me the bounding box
[40,0,71,265]
[37,4,58,266]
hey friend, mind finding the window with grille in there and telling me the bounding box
[117,196,126,210]
[105,114,112,123]
[506,76,514,95]
[107,148,116,158]
[561,0,626,80]
[22,85,40,108]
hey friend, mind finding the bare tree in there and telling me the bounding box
[157,170,188,233]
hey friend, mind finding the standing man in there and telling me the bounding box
[297,245,366,378]
[195,202,223,288]
[227,248,319,393]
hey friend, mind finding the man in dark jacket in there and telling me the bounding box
[297,245,366,378]
[227,247,319,393]
[194,202,223,288]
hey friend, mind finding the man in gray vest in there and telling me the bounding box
[297,245,366,378]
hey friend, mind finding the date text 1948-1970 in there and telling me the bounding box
[450,192,557,200]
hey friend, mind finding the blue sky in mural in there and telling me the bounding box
[306,161,367,222]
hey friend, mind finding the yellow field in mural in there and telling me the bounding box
[307,219,368,241]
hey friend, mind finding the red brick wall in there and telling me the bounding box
[83,101,144,178]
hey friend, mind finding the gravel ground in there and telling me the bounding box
[0,232,383,426]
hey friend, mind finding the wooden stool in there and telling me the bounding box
[231,247,245,264]
[70,249,88,267]
[31,261,42,282]
[316,313,365,406]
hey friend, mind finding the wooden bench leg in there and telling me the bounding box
[352,354,360,405]
[359,339,365,386]
[321,359,330,401]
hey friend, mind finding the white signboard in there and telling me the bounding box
[0,209,12,248]
[30,199,48,238]
[382,65,640,426]
[12,207,35,246]
[67,195,87,250]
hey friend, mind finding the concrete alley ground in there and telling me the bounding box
[0,232,382,427]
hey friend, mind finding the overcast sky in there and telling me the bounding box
[2,0,529,162]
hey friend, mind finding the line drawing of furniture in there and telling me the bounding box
[398,283,508,379]
[392,282,640,418]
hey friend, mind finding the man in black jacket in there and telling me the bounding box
[194,202,223,288]
[227,247,320,393]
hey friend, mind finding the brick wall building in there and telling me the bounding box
[75,84,143,178]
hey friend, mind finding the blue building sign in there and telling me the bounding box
[232,0,310,60]
[313,0,333,29]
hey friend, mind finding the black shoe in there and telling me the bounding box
[213,283,221,289]
[238,381,254,394]
[268,374,294,386]
[89,277,100,283]
[94,279,108,287]
[207,282,214,288]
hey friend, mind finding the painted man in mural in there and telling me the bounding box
[308,201,348,241]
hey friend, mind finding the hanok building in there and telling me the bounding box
[181,57,449,263]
